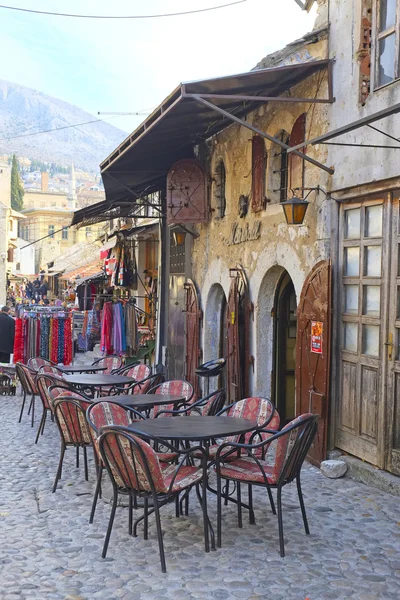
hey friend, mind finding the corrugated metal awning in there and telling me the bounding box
[100,59,331,202]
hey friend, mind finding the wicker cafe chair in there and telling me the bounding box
[35,373,64,444]
[155,389,226,419]
[15,362,39,427]
[91,355,123,374]
[86,401,145,524]
[98,426,209,572]
[215,413,318,557]
[148,380,195,417]
[52,397,93,493]
[27,357,56,371]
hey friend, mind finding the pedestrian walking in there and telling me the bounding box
[0,306,15,363]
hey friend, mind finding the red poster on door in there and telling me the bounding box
[311,321,323,354]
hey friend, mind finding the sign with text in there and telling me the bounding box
[311,321,323,355]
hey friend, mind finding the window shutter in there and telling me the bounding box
[251,136,266,212]
[289,114,306,193]
[167,159,207,224]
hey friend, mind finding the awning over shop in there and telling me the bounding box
[99,59,332,203]
[60,260,103,281]
[74,271,106,287]
[71,199,150,228]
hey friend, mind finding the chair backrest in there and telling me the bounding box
[53,397,93,445]
[27,357,54,371]
[36,374,63,411]
[15,362,38,395]
[38,365,64,376]
[272,413,318,484]
[99,427,169,494]
[200,389,226,416]
[133,373,164,395]
[126,363,151,381]
[150,380,195,417]
[92,355,123,374]
[49,384,86,403]
[226,397,280,444]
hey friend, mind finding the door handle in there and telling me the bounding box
[384,333,394,360]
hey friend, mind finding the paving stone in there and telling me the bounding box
[0,393,399,599]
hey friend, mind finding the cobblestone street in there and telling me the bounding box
[0,393,399,600]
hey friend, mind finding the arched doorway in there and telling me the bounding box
[273,272,297,424]
[204,283,227,392]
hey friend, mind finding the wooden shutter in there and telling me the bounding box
[226,266,251,402]
[289,113,306,193]
[184,279,202,398]
[166,159,207,224]
[251,136,266,212]
[296,260,332,466]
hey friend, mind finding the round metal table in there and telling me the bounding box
[127,415,259,441]
[64,374,135,387]
[93,394,185,409]
[57,365,107,374]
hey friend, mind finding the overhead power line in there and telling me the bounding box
[0,113,149,142]
[0,1,247,19]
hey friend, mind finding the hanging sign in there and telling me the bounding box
[311,321,323,354]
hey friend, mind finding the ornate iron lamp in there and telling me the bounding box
[172,231,186,246]
[281,194,309,225]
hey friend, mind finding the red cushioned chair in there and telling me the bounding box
[148,380,195,417]
[15,362,39,427]
[215,413,318,557]
[52,397,93,493]
[27,357,56,371]
[91,355,123,374]
[98,426,209,572]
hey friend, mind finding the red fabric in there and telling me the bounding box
[50,318,59,364]
[101,303,114,355]
[13,318,23,364]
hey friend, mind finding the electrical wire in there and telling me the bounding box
[0,114,146,142]
[0,1,248,19]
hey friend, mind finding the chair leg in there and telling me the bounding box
[35,410,46,444]
[102,486,118,558]
[267,486,276,515]
[41,410,48,435]
[76,446,80,468]
[296,474,310,535]
[248,484,255,525]
[89,464,103,524]
[217,474,222,548]
[153,496,166,573]
[224,480,230,506]
[277,486,285,557]
[18,391,26,423]
[128,493,133,535]
[237,482,243,529]
[143,497,149,540]
[175,494,180,518]
[83,446,89,481]
[30,395,35,427]
[52,443,66,493]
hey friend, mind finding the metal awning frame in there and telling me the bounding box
[287,100,400,153]
[100,60,335,182]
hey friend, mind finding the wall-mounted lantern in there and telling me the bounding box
[172,231,186,247]
[281,195,309,225]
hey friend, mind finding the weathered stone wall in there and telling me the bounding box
[191,48,333,397]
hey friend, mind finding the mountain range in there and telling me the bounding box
[0,79,128,172]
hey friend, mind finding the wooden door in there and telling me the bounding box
[184,279,202,398]
[296,260,331,466]
[226,266,251,403]
[336,199,388,468]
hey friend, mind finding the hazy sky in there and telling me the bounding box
[0,0,316,133]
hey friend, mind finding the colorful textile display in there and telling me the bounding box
[99,300,139,357]
[12,310,73,365]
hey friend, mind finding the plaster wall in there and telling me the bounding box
[191,57,333,397]
[328,0,400,191]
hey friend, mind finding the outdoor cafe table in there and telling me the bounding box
[128,415,260,550]
[93,394,185,411]
[63,374,135,394]
[56,365,107,374]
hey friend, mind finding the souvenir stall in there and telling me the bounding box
[13,306,73,365]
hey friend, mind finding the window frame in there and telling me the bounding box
[373,0,400,89]
[62,226,68,240]
[214,159,226,219]
[48,224,55,239]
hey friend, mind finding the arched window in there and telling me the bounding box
[214,159,226,219]
[288,113,306,194]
